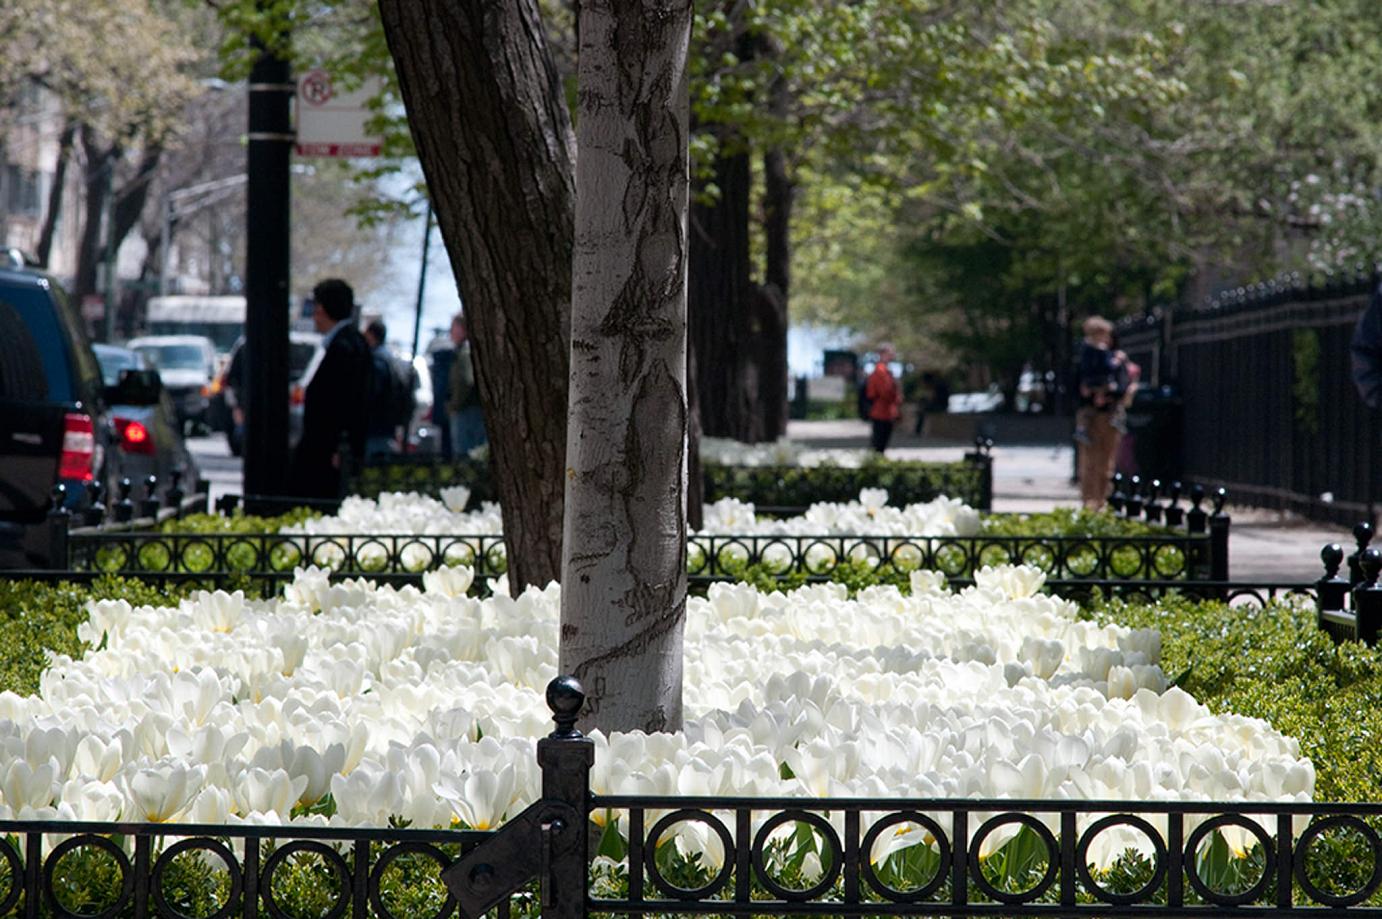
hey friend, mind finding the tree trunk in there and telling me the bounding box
[73,128,114,302]
[380,0,575,590]
[689,148,760,440]
[755,144,794,439]
[36,119,76,268]
[561,0,692,734]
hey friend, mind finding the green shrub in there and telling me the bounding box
[703,457,986,509]
[1085,593,1382,803]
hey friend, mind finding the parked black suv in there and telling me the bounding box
[0,261,164,567]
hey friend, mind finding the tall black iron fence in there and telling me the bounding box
[13,676,1382,918]
[1117,270,1381,525]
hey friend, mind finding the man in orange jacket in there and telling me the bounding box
[865,344,903,453]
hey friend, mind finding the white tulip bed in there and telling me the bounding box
[0,561,1313,897]
[698,436,877,469]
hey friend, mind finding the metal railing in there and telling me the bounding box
[12,677,1382,917]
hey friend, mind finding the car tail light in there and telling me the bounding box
[114,418,156,455]
[290,384,305,406]
[58,413,95,480]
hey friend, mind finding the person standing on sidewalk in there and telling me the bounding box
[446,313,487,455]
[1075,316,1125,509]
[865,344,903,453]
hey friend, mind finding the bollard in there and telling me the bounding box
[139,475,160,520]
[1353,548,1382,645]
[47,484,70,568]
[83,481,106,527]
[1347,522,1374,587]
[1164,481,1184,528]
[114,478,135,524]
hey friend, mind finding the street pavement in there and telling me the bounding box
[190,421,1352,583]
[786,418,1349,583]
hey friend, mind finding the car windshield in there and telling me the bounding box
[94,348,142,387]
[136,344,206,371]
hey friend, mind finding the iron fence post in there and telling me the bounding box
[1354,548,1382,645]
[1316,545,1351,632]
[215,494,240,517]
[1125,476,1144,518]
[1144,479,1163,524]
[1209,489,1231,583]
[83,480,106,527]
[537,675,594,919]
[195,478,211,514]
[47,485,70,569]
[167,469,185,517]
[140,474,161,519]
[1164,481,1184,528]
[1186,484,1207,534]
[963,438,993,511]
[115,477,134,524]
[1347,522,1374,586]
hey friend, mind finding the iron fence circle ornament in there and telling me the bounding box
[227,536,265,571]
[643,808,736,900]
[1153,542,1189,577]
[802,539,838,576]
[44,834,134,919]
[750,810,844,901]
[178,536,218,574]
[965,814,1059,905]
[260,840,350,919]
[1292,815,1382,907]
[857,811,950,902]
[1073,814,1168,905]
[1018,539,1057,573]
[1109,540,1148,578]
[1064,539,1100,578]
[0,837,22,915]
[1182,814,1275,906]
[759,538,795,575]
[151,837,242,919]
[368,841,457,919]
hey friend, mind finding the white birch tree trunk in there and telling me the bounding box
[560,0,694,734]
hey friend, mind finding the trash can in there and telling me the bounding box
[1117,384,1183,482]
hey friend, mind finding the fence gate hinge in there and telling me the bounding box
[442,801,578,919]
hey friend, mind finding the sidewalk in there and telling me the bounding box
[785,419,1347,582]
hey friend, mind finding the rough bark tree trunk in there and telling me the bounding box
[756,144,794,439]
[689,148,760,440]
[73,128,114,301]
[380,0,576,590]
[36,119,76,268]
[561,0,692,734]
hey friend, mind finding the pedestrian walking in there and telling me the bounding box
[445,313,486,455]
[864,344,902,453]
[286,279,371,499]
[1075,316,1126,510]
[362,318,416,458]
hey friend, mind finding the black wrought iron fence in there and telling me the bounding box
[0,818,499,919]
[1315,522,1382,644]
[1115,269,1382,525]
[13,677,1381,918]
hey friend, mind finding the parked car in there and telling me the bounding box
[210,332,324,457]
[0,262,161,567]
[126,334,219,432]
[92,344,199,503]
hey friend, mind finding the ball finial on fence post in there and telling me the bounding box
[1348,522,1375,586]
[546,675,586,739]
[1354,548,1382,645]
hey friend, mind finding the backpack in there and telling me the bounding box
[857,380,873,420]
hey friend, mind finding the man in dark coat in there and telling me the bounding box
[1351,280,1382,410]
[287,279,371,498]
